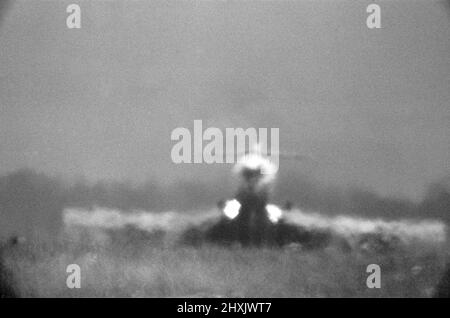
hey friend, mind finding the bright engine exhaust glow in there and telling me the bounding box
[266,204,283,223]
[223,199,241,220]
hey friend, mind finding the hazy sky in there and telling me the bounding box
[0,0,449,201]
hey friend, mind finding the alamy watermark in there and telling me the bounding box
[366,264,381,289]
[66,264,81,289]
[171,120,280,171]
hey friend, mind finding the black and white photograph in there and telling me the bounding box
[0,0,449,301]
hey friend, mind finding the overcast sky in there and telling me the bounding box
[0,0,449,201]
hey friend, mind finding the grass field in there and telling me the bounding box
[2,237,448,298]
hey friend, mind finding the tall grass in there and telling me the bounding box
[2,238,448,298]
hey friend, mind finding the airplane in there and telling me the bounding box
[180,144,332,247]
